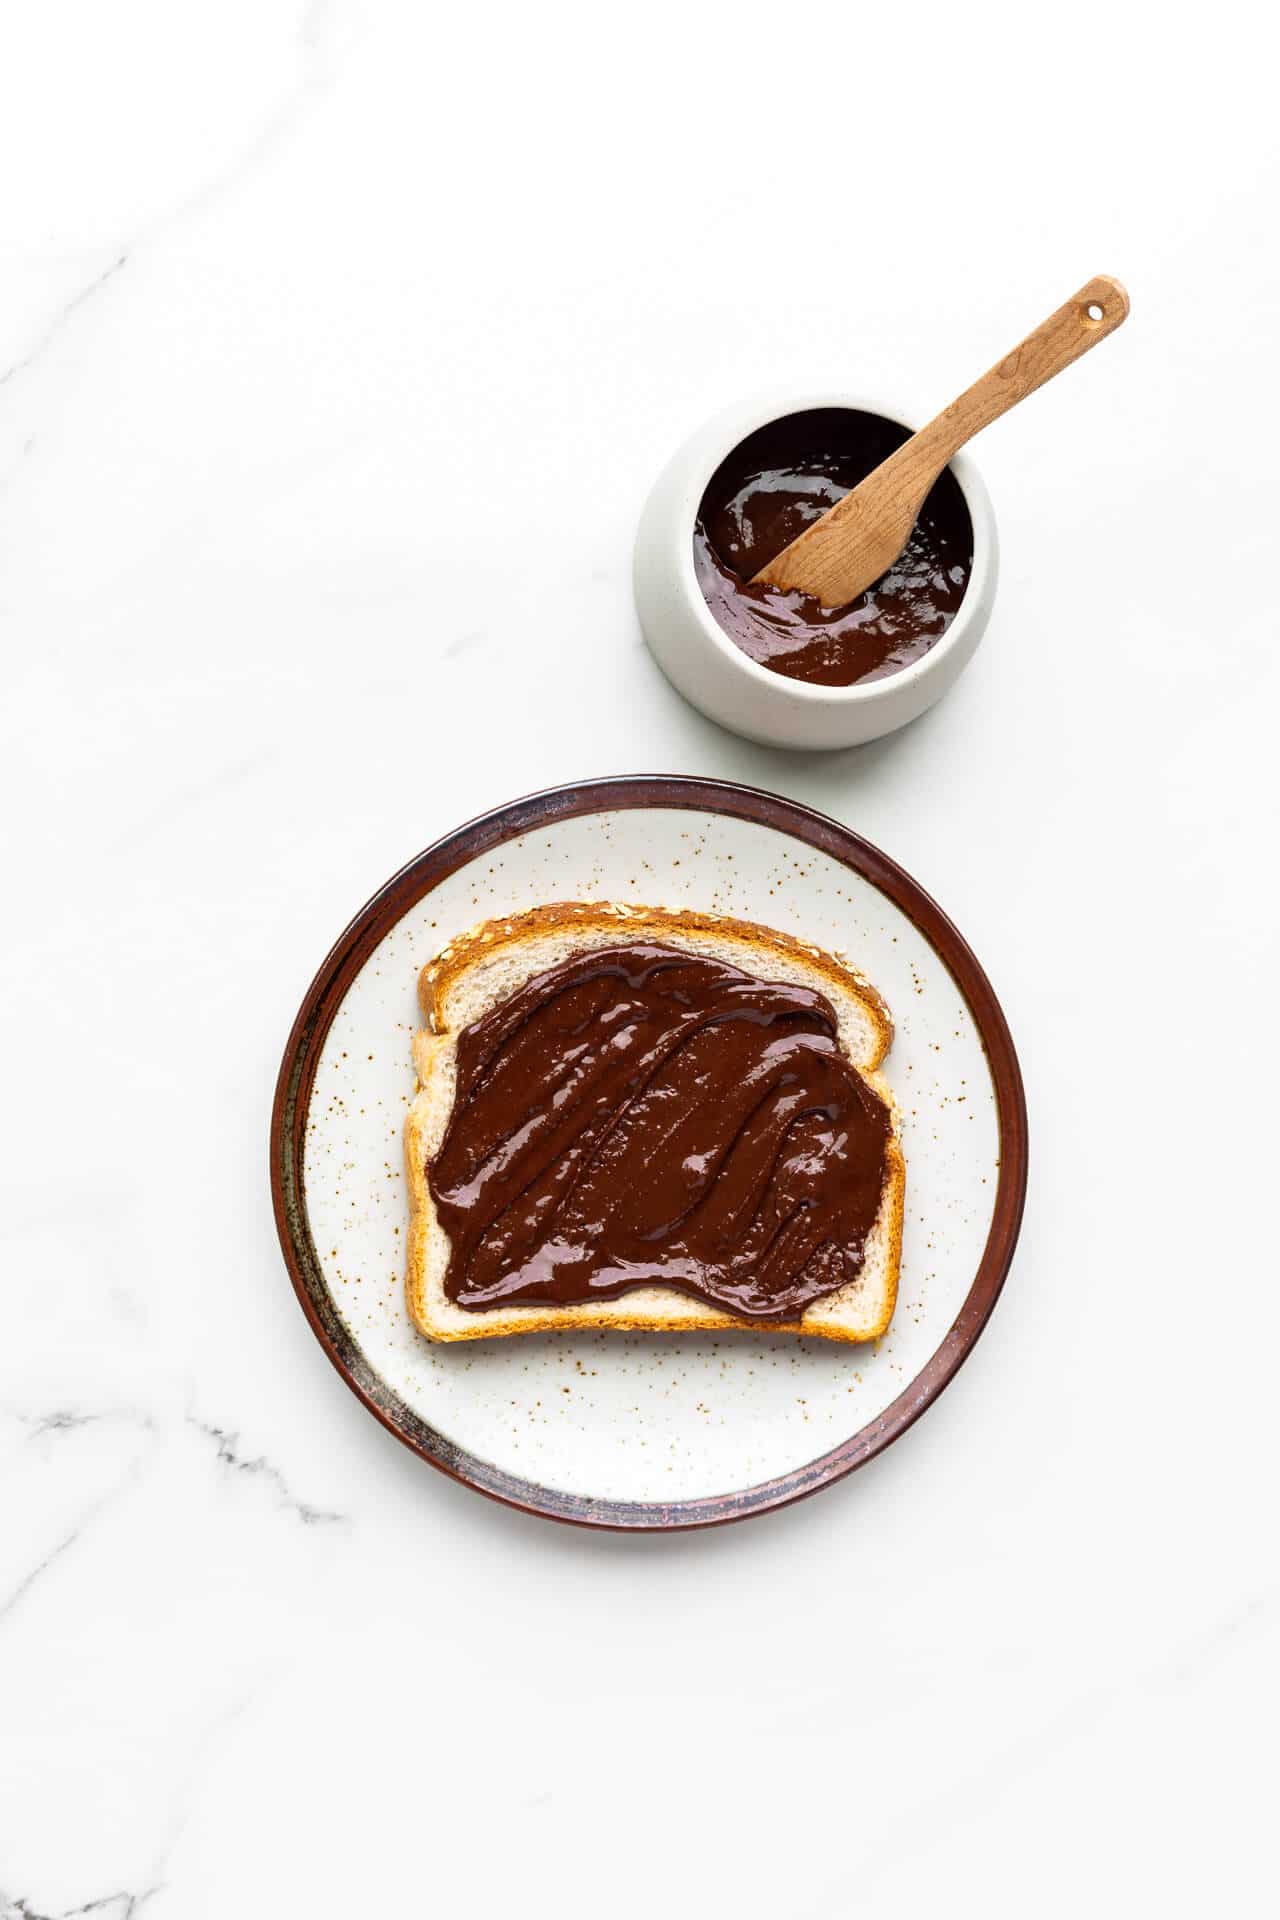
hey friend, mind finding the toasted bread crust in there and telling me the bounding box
[418,901,893,1067]
[406,903,901,1344]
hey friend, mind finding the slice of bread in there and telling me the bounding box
[405,903,903,1344]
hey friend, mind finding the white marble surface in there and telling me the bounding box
[2,2,1277,1913]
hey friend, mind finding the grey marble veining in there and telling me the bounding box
[0,1890,160,1920]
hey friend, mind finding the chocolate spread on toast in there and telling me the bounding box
[428,942,891,1320]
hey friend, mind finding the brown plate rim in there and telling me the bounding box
[270,775,1028,1532]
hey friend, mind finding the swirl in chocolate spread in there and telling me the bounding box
[428,942,891,1321]
[694,407,973,687]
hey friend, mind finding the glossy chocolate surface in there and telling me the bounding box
[693,408,973,687]
[428,941,891,1320]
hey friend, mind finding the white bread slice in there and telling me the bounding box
[405,903,904,1344]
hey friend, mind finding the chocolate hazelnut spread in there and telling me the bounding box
[694,407,973,687]
[428,942,891,1321]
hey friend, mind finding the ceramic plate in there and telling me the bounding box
[272,777,1027,1530]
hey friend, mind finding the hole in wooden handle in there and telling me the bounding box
[1083,300,1105,323]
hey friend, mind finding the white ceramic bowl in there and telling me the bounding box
[634,390,999,750]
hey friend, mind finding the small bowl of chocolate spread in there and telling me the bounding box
[634,392,998,749]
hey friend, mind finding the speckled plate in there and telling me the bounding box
[271,777,1027,1530]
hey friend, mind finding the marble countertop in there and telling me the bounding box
[3,2,1277,1914]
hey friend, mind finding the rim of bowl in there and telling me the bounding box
[673,389,997,706]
